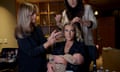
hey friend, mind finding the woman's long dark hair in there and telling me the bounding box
[64,0,84,20]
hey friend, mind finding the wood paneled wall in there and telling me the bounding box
[93,16,115,48]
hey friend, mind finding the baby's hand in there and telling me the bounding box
[53,55,67,64]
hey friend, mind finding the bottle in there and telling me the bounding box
[105,69,109,72]
[93,61,97,72]
[93,64,97,72]
[7,51,11,60]
[97,66,104,72]
[112,71,116,72]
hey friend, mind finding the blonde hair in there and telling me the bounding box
[63,22,76,32]
[15,2,37,38]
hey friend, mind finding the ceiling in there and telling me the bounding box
[17,0,120,10]
[17,0,120,16]
[90,0,120,10]
[89,0,120,16]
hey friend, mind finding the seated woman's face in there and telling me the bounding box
[64,25,75,41]
[67,0,77,8]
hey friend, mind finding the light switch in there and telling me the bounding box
[0,39,2,44]
[3,38,8,44]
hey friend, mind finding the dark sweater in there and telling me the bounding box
[16,26,47,72]
[52,41,85,72]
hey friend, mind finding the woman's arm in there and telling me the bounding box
[55,14,63,29]
[17,30,62,57]
[63,53,84,65]
[83,4,97,29]
[55,10,69,29]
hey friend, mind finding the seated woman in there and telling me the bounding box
[47,23,85,72]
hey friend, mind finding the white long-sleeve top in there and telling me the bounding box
[59,4,97,45]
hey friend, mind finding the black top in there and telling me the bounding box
[52,41,85,72]
[16,26,47,72]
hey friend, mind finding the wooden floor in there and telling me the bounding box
[91,48,120,72]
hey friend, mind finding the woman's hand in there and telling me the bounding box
[71,17,82,24]
[82,20,91,27]
[55,14,62,23]
[48,30,63,41]
[44,30,63,49]
[71,17,92,27]
[55,14,62,27]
